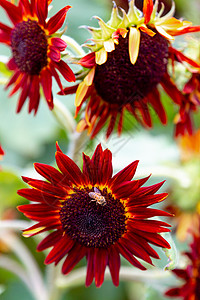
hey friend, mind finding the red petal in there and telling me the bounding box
[108,245,120,286]
[82,153,93,184]
[55,151,84,185]
[58,84,79,95]
[28,75,40,114]
[128,207,172,219]
[109,160,139,187]
[94,248,108,287]
[62,243,86,274]
[112,180,139,199]
[26,179,67,197]
[128,219,171,233]
[7,58,17,71]
[132,181,165,198]
[37,230,62,251]
[172,25,200,36]
[5,70,21,89]
[0,22,11,44]
[49,46,61,62]
[19,0,32,16]
[128,192,168,207]
[17,188,60,205]
[51,37,67,52]
[0,0,22,24]
[116,242,146,270]
[35,0,48,26]
[34,163,66,185]
[161,72,183,105]
[143,0,153,24]
[133,229,171,249]
[86,249,95,287]
[46,6,71,35]
[16,79,30,113]
[49,63,64,93]
[165,288,182,297]
[169,47,200,68]
[120,236,152,264]
[148,88,167,124]
[53,60,75,82]
[40,68,53,109]
[79,52,96,68]
[45,235,74,265]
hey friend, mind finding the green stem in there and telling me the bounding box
[62,35,86,57]
[67,130,89,165]
[52,98,76,135]
[56,266,172,289]
[0,229,48,300]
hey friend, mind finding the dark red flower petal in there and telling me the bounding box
[86,249,95,287]
[46,6,71,35]
[79,52,96,68]
[55,151,84,185]
[94,248,108,288]
[37,230,63,251]
[0,0,22,24]
[108,245,120,286]
[62,243,86,274]
[45,235,74,265]
[51,37,67,52]
[109,160,139,187]
[35,0,48,26]
[53,60,76,82]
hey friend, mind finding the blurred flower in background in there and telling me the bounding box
[62,0,200,139]
[18,143,171,287]
[0,145,4,159]
[166,129,200,241]
[165,224,200,299]
[0,0,75,114]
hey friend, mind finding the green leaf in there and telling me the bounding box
[0,62,12,77]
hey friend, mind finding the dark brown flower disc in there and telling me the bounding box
[93,30,169,106]
[11,19,48,75]
[60,187,126,248]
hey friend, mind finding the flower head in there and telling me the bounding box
[165,225,200,299]
[0,0,75,114]
[18,143,171,287]
[62,0,200,138]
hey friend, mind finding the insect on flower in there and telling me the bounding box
[89,187,107,206]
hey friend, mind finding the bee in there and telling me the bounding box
[89,187,107,206]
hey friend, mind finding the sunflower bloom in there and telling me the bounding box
[18,143,171,287]
[62,0,200,138]
[165,225,200,299]
[0,0,75,114]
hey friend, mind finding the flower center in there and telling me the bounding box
[93,30,169,106]
[60,187,126,248]
[11,19,48,75]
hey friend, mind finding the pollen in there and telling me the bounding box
[11,19,48,75]
[60,187,126,248]
[93,30,169,106]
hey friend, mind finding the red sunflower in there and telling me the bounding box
[18,143,171,287]
[62,0,200,138]
[165,225,200,299]
[0,0,75,114]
